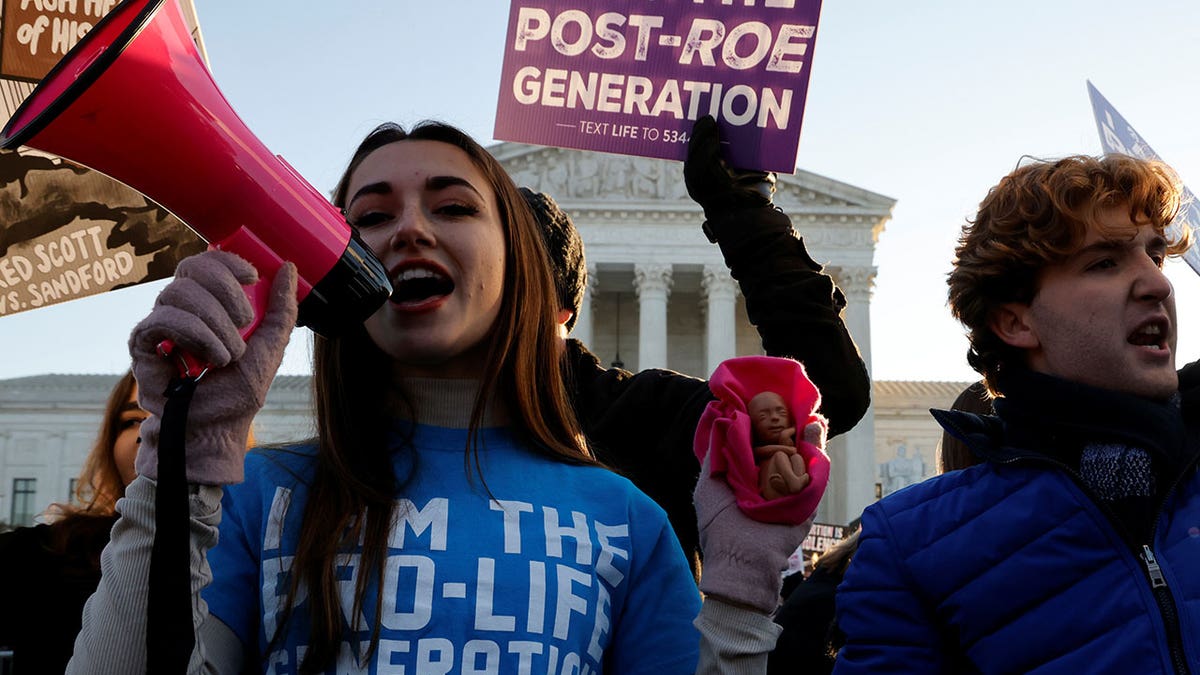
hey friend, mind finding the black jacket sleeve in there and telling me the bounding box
[707,205,871,438]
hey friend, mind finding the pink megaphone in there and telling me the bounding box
[0,0,391,356]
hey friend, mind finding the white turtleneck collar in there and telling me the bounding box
[389,377,508,429]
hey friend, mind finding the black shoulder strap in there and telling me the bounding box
[147,376,198,673]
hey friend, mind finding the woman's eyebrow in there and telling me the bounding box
[427,175,483,199]
[346,181,391,210]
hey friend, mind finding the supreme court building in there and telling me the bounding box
[0,145,965,530]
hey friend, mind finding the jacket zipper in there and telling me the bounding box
[991,451,1196,674]
[1142,440,1199,675]
[1142,545,1167,588]
[1141,545,1189,674]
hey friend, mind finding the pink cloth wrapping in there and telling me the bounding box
[695,355,830,524]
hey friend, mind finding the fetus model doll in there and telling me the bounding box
[748,390,815,500]
[695,355,830,524]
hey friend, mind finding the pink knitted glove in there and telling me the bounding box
[130,250,297,485]
[695,455,813,614]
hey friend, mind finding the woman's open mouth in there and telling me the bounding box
[390,266,455,309]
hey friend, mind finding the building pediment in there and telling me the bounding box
[492,141,897,263]
[490,141,894,217]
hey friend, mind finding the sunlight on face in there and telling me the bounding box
[346,140,507,378]
[112,384,147,487]
[1021,212,1177,399]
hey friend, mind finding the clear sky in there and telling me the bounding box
[2,0,1199,384]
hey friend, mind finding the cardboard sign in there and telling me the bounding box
[801,521,845,557]
[494,0,823,173]
[1087,80,1200,274]
[783,520,847,577]
[0,149,206,318]
[0,0,119,82]
[0,0,206,318]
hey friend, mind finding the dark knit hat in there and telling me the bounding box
[520,187,587,331]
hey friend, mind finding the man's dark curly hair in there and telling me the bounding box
[521,187,587,331]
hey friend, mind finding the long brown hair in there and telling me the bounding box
[936,381,992,474]
[39,371,136,564]
[278,121,593,672]
[59,370,138,517]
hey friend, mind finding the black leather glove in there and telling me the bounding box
[684,115,777,242]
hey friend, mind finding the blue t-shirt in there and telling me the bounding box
[204,424,701,674]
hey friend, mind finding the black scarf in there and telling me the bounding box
[992,369,1188,545]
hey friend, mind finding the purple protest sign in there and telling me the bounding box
[494,0,823,174]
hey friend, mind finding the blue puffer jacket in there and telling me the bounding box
[833,405,1200,674]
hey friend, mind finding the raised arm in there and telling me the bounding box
[684,116,870,437]
[68,251,296,673]
[692,456,815,674]
[66,478,244,674]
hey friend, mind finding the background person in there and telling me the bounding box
[0,368,256,675]
[0,371,144,675]
[936,380,991,474]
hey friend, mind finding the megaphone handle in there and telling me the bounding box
[155,277,272,379]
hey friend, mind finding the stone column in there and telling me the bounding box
[825,265,878,525]
[571,264,598,347]
[701,265,739,374]
[634,263,673,370]
[0,431,9,523]
[47,431,66,508]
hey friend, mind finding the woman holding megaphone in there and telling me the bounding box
[66,122,714,674]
